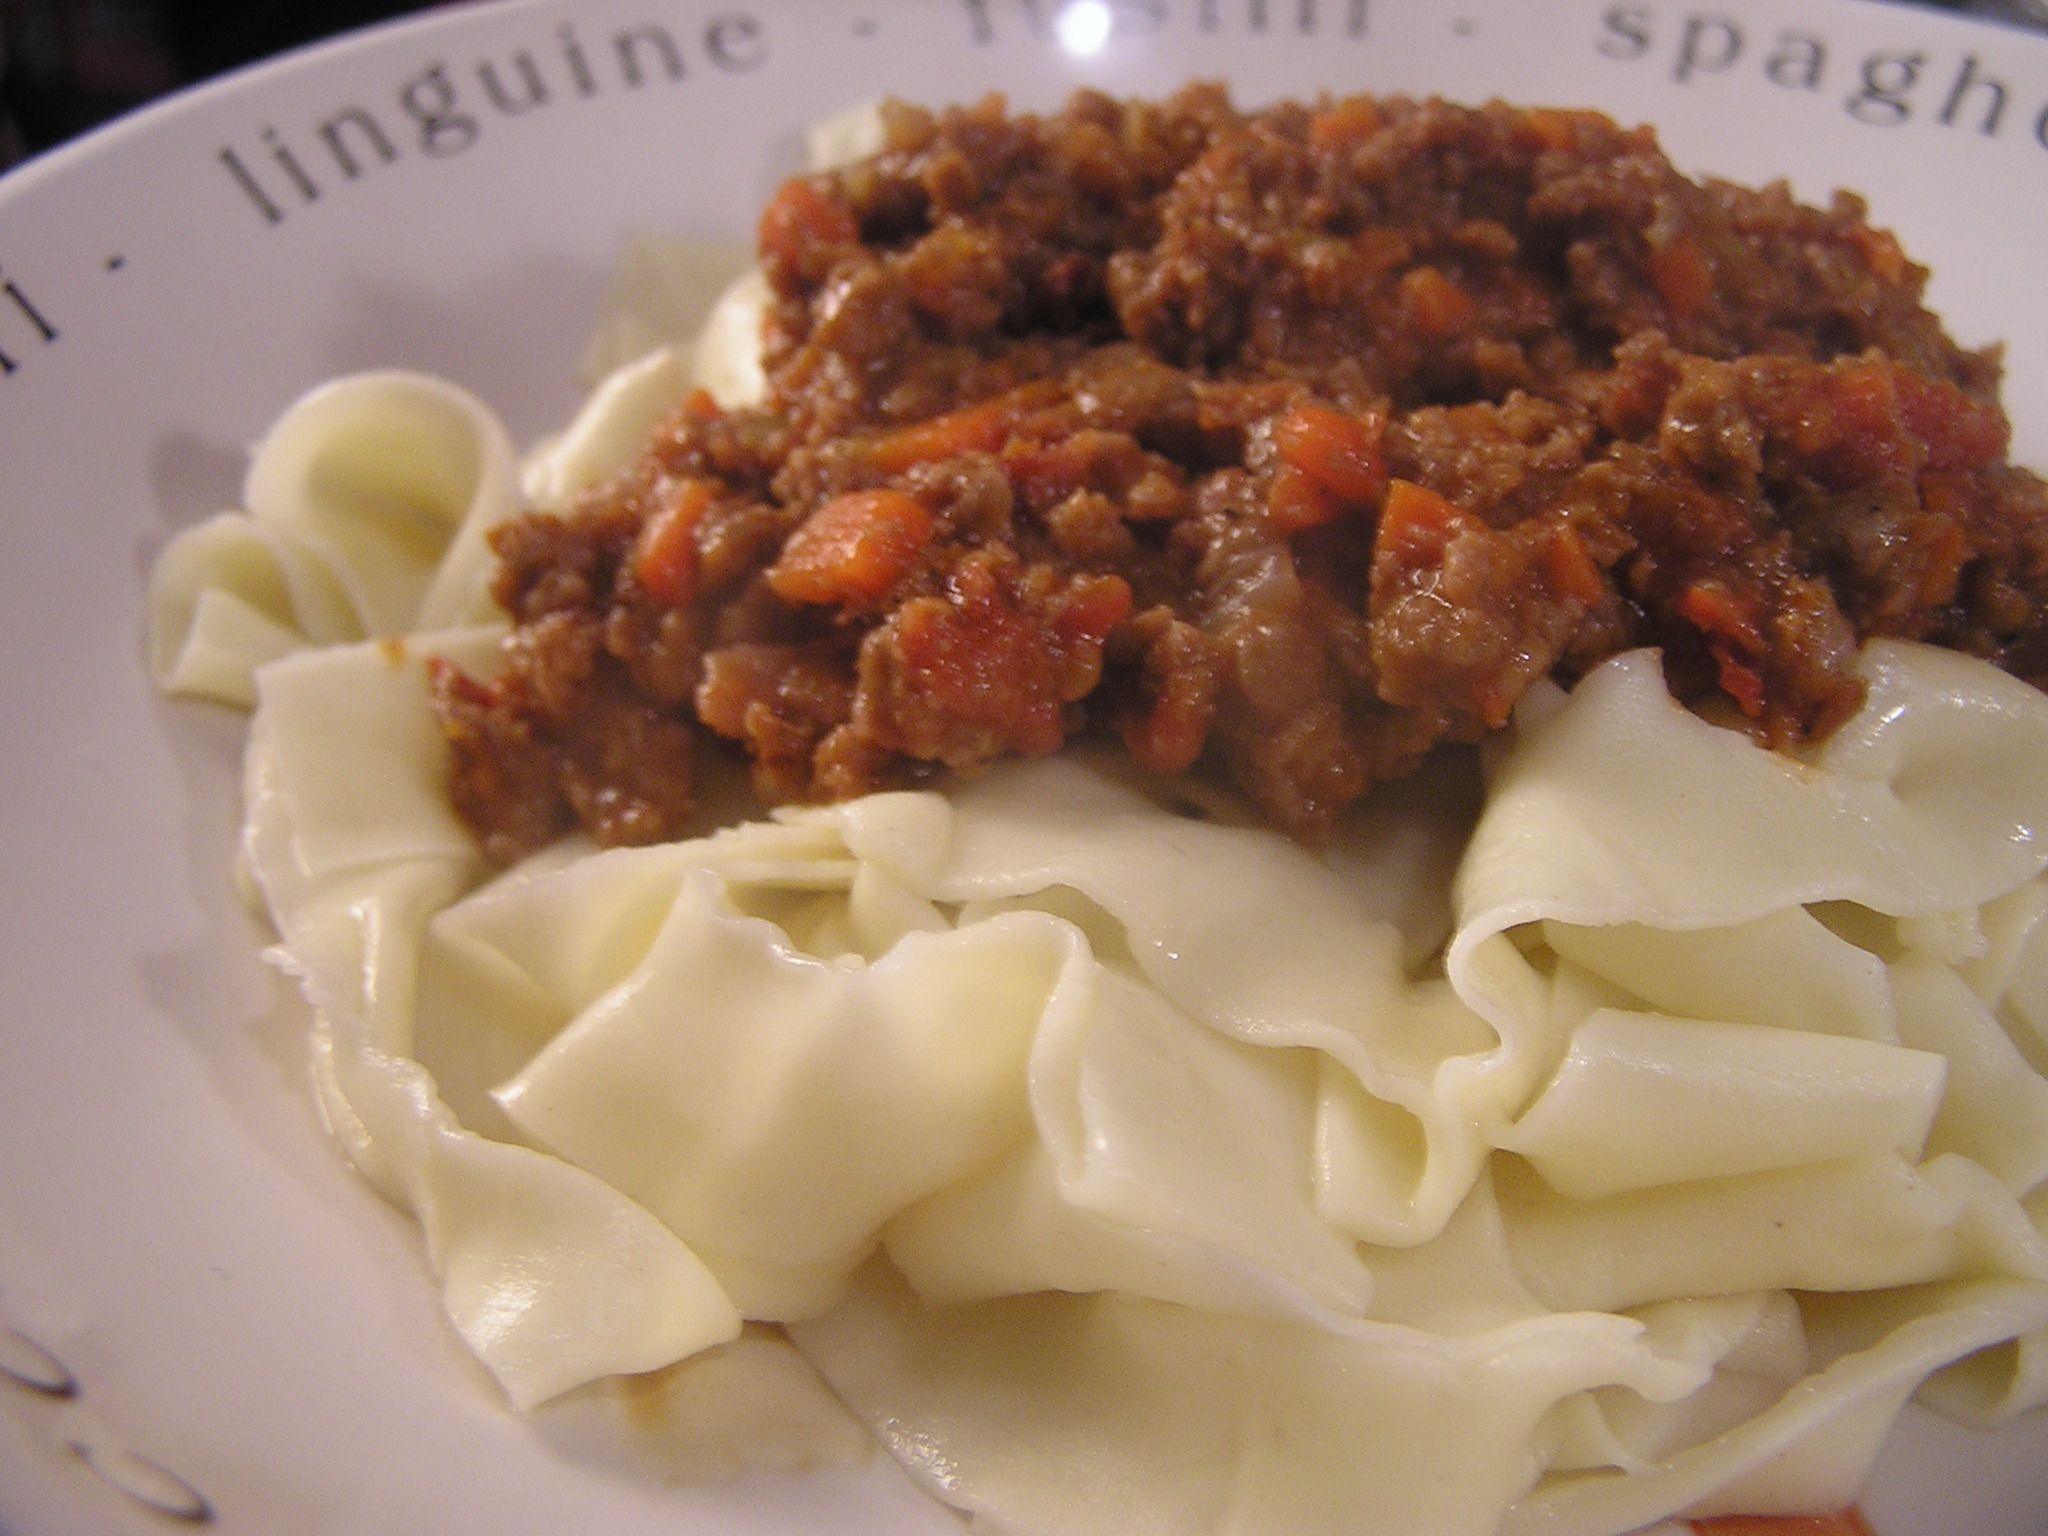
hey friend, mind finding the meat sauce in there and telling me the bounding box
[433,86,2048,862]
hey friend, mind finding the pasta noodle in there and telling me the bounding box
[148,247,2048,1536]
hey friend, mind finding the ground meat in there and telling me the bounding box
[434,85,2048,860]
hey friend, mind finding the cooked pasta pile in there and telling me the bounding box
[147,105,2048,1533]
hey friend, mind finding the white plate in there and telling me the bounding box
[3,1,2047,1532]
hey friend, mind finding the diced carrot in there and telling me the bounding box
[1274,403,1387,505]
[633,479,717,606]
[1376,478,1475,563]
[1308,96,1383,153]
[758,178,859,268]
[1916,520,1971,607]
[1474,678,1519,730]
[1541,524,1606,604]
[1676,579,1763,648]
[1269,463,1343,535]
[767,489,936,606]
[1400,265,1477,338]
[1650,235,1715,320]
[868,397,1015,475]
[1516,107,1581,153]
[1713,651,1768,717]
[1677,579,1770,717]
[1688,1508,1875,1536]
[1850,224,1909,286]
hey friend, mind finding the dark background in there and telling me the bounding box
[0,1,476,169]
[0,0,2043,173]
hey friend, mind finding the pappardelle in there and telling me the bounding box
[149,245,2048,1536]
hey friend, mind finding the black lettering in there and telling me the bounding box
[1243,0,1314,32]
[1598,3,1653,60]
[316,107,399,179]
[706,13,768,70]
[961,0,996,43]
[263,127,321,202]
[2,279,55,342]
[1108,0,1171,37]
[401,64,479,155]
[1674,14,1743,83]
[1197,0,1272,32]
[1764,31,1825,91]
[1847,51,1922,126]
[2037,97,2048,150]
[478,52,550,115]
[0,266,58,375]
[218,146,284,224]
[559,23,599,95]
[1939,55,2007,136]
[615,24,687,87]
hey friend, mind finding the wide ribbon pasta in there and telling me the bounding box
[148,372,523,706]
[154,356,2048,1535]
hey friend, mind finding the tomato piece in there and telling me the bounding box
[1050,573,1134,665]
[758,178,858,268]
[768,489,937,606]
[1892,367,2008,471]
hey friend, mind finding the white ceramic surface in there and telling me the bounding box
[3,1,2047,1532]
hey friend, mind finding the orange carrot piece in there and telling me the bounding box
[1269,463,1343,535]
[1400,265,1478,338]
[1376,478,1474,562]
[1516,107,1582,153]
[1916,521,1971,607]
[633,479,716,606]
[1542,524,1606,604]
[768,489,936,606]
[1850,224,1909,286]
[1714,652,1768,717]
[1650,235,1715,319]
[1308,96,1383,153]
[1677,579,1770,717]
[868,397,1015,475]
[1275,403,1387,505]
[1676,579,1763,648]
